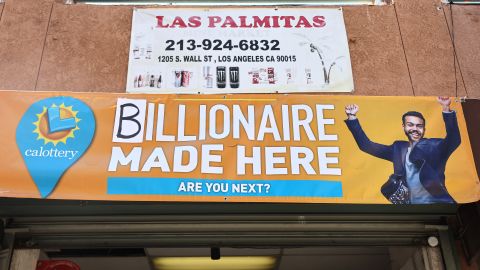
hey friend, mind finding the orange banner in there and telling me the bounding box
[1,91,478,204]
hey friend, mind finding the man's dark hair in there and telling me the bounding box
[402,111,426,125]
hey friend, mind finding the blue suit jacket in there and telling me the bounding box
[345,112,461,204]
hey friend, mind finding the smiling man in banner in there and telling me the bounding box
[344,97,461,204]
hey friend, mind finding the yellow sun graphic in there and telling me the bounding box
[33,103,81,146]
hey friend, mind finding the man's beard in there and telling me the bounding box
[405,130,423,142]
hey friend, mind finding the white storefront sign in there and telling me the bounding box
[127,8,354,94]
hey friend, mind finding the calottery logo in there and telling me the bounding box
[16,96,95,198]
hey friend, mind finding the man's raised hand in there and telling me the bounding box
[437,96,452,112]
[345,104,359,120]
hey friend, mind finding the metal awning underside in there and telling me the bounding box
[0,198,457,249]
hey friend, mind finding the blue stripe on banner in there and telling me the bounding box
[107,178,343,198]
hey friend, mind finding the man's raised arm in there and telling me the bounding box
[437,97,461,155]
[344,104,394,162]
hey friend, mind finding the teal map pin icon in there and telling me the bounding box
[16,96,95,198]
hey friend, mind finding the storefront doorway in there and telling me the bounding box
[40,246,442,270]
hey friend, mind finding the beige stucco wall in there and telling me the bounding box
[0,0,478,97]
